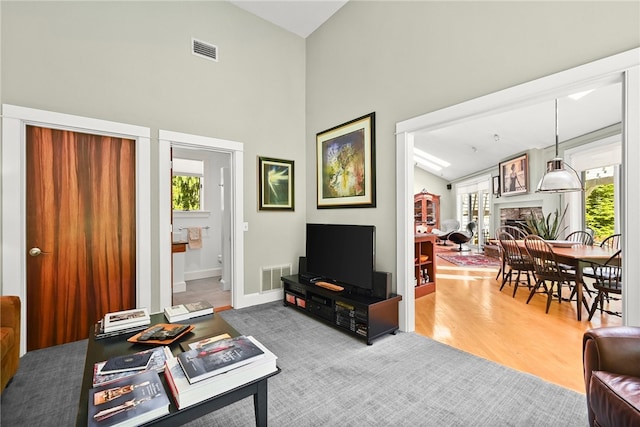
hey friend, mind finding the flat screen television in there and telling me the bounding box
[305,223,375,291]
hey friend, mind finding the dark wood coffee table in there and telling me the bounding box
[75,312,280,426]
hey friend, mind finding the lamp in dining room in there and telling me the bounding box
[536,99,584,193]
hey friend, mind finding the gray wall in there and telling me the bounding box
[0,1,307,301]
[2,1,638,302]
[306,1,639,289]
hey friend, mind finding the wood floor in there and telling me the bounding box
[415,249,622,394]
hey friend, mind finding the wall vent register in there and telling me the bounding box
[192,38,218,62]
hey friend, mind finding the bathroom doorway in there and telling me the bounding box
[170,147,232,310]
[158,130,246,312]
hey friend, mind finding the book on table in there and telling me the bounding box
[180,333,232,352]
[103,308,151,333]
[164,300,214,323]
[93,346,173,387]
[87,370,170,427]
[165,336,278,409]
[100,352,153,375]
[94,320,149,340]
[177,335,266,384]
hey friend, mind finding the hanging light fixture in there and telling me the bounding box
[536,99,584,193]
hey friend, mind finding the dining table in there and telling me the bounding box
[519,241,619,321]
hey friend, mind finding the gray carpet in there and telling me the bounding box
[1,301,588,426]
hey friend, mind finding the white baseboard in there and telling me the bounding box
[173,281,186,293]
[184,268,221,282]
[234,289,282,309]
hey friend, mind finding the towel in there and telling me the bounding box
[187,227,202,249]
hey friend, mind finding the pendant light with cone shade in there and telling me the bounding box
[536,99,584,193]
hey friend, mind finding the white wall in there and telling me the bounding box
[306,1,639,292]
[413,167,454,220]
[0,2,307,306]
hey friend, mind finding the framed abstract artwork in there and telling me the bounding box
[316,112,376,208]
[499,153,528,196]
[258,156,294,211]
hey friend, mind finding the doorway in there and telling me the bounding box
[2,104,153,355]
[395,49,640,332]
[157,130,246,311]
[170,147,232,310]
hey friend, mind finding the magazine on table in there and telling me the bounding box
[177,335,265,384]
[93,346,173,387]
[87,370,170,427]
[165,336,278,409]
[103,308,150,333]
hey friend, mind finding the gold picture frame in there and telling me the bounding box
[316,112,376,208]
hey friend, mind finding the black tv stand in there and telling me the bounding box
[281,274,402,345]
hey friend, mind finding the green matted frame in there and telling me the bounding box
[258,156,294,211]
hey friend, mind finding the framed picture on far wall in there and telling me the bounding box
[492,175,500,196]
[258,156,294,211]
[499,153,528,196]
[316,112,376,208]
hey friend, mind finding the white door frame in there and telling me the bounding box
[396,48,640,331]
[158,130,245,310]
[1,104,152,355]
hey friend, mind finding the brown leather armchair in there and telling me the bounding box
[1,295,21,393]
[583,326,640,427]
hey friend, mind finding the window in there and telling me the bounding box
[455,175,491,247]
[566,136,620,243]
[584,165,617,244]
[172,158,204,211]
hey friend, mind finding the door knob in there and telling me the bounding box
[29,247,43,257]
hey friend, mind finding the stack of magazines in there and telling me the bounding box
[87,346,174,427]
[164,335,278,409]
[95,308,151,339]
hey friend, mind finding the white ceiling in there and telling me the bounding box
[228,0,348,38]
[414,82,622,181]
[227,1,623,182]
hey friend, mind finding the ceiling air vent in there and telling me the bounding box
[192,38,218,62]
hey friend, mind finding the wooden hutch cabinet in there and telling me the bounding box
[414,191,439,298]
[414,233,436,298]
[414,191,440,232]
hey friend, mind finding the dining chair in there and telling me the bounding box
[566,230,594,246]
[587,250,622,320]
[494,225,528,282]
[584,234,622,283]
[562,230,595,298]
[599,233,621,251]
[524,235,587,314]
[497,231,534,297]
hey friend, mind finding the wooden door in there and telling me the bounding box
[26,125,136,351]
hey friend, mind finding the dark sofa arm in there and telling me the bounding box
[583,326,640,426]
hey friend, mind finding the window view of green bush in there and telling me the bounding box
[585,183,614,243]
[172,176,201,211]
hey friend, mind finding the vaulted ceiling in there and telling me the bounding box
[228,1,622,182]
